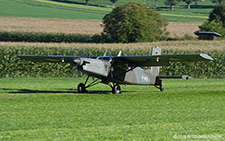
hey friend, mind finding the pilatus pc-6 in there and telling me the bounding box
[18,47,213,94]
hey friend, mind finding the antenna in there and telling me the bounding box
[117,51,122,56]
[103,51,107,56]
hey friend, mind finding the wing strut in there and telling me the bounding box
[77,75,121,94]
[77,76,102,93]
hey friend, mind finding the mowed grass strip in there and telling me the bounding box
[0,78,224,140]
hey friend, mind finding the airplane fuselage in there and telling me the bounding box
[17,47,213,93]
[77,56,158,86]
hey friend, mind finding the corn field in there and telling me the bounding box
[0,43,224,78]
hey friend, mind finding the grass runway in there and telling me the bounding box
[0,78,224,140]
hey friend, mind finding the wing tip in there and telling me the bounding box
[200,54,214,61]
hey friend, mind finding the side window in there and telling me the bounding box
[105,64,108,71]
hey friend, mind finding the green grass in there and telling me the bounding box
[158,9,209,22]
[0,0,217,21]
[50,0,216,22]
[0,78,224,140]
[0,0,105,19]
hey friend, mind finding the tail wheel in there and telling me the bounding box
[112,84,121,94]
[77,83,86,93]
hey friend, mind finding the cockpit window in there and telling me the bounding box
[97,56,113,62]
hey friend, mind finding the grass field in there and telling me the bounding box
[0,0,217,22]
[0,0,104,19]
[0,0,224,140]
[0,78,224,140]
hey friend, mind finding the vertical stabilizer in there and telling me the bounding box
[152,46,161,55]
[150,47,161,76]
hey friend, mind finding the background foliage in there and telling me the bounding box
[0,45,223,78]
[209,4,225,27]
[195,4,225,39]
[195,20,225,39]
[102,2,169,43]
[0,31,95,43]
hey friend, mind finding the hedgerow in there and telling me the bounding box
[0,45,224,78]
[0,31,96,43]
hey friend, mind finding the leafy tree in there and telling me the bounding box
[110,0,118,8]
[209,4,225,27]
[102,2,169,43]
[193,0,202,6]
[164,0,179,11]
[183,0,192,9]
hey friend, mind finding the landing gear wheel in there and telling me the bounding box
[77,83,86,93]
[160,87,164,92]
[112,85,121,94]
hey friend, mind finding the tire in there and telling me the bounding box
[160,87,164,92]
[112,85,121,94]
[77,83,86,93]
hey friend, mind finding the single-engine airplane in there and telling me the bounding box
[18,47,213,94]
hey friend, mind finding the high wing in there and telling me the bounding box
[114,54,214,67]
[17,55,97,63]
[18,54,213,67]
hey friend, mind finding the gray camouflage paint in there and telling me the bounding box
[78,47,161,85]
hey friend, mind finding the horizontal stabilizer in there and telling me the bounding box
[157,75,193,80]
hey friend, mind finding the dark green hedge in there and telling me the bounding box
[0,45,224,78]
[0,31,103,43]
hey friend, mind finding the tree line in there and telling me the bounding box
[53,0,118,8]
[164,0,224,11]
[53,0,225,11]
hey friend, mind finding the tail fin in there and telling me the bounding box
[152,46,161,55]
[150,47,161,76]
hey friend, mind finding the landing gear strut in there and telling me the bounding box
[77,76,121,94]
[77,76,100,93]
[154,78,164,92]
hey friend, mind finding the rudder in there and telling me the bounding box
[150,46,161,76]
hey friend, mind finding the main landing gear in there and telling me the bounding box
[112,84,121,94]
[77,83,87,93]
[154,78,164,92]
[77,76,121,94]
